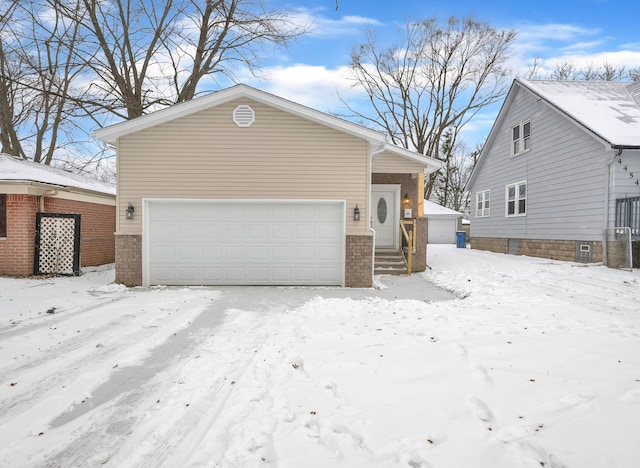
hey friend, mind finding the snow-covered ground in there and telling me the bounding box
[1,245,639,468]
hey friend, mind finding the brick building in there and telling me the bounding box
[0,154,116,276]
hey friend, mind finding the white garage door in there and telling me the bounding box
[428,219,457,244]
[145,200,345,286]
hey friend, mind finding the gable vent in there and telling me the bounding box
[233,104,255,127]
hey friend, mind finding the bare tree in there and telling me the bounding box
[526,58,639,82]
[0,0,308,167]
[54,0,308,120]
[0,0,25,157]
[0,1,84,162]
[432,128,477,213]
[343,16,516,198]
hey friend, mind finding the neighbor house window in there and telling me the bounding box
[0,194,6,238]
[476,190,490,217]
[512,120,531,156]
[506,181,527,216]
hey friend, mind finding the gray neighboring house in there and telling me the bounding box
[468,79,640,264]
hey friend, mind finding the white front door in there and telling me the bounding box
[371,185,400,249]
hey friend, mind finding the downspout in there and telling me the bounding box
[603,148,622,265]
[39,189,59,212]
[369,141,387,283]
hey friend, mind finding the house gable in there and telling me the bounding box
[94,84,385,146]
[469,80,611,243]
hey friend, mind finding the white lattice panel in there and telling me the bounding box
[38,217,77,274]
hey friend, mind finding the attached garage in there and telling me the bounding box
[144,199,345,286]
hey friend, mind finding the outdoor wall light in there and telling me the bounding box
[353,204,360,221]
[126,202,134,220]
[403,193,410,205]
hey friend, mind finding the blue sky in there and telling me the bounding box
[214,0,640,148]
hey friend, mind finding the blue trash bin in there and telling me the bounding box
[456,231,466,248]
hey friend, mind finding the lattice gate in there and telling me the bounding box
[34,213,81,276]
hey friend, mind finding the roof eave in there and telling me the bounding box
[93,84,387,146]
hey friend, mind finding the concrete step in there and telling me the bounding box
[374,249,407,275]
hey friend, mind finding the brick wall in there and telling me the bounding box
[345,234,374,287]
[471,237,603,263]
[115,234,142,286]
[471,237,509,254]
[0,194,115,276]
[45,198,115,267]
[0,194,38,275]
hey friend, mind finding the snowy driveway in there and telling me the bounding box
[1,245,640,467]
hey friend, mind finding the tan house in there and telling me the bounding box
[93,84,441,287]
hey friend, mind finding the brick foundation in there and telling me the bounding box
[115,234,143,286]
[0,194,115,276]
[345,234,374,287]
[471,237,603,263]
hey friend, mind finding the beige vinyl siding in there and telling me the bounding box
[373,151,427,173]
[116,98,370,235]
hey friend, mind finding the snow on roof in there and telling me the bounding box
[519,79,640,148]
[423,199,463,217]
[0,153,115,195]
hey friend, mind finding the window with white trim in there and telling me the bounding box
[506,181,527,216]
[512,120,531,156]
[476,190,490,217]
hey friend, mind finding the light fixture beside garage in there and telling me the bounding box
[233,104,255,127]
[353,204,360,221]
[126,202,134,219]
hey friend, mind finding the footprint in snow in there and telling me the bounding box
[465,396,496,428]
[511,440,565,468]
[470,362,494,384]
[620,388,640,402]
[546,392,595,411]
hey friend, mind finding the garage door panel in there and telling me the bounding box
[146,200,344,285]
[177,245,198,260]
[248,245,269,260]
[225,246,245,260]
[177,267,199,282]
[317,245,341,261]
[248,267,269,282]
[152,245,175,260]
[294,267,315,282]
[271,224,292,239]
[150,223,176,242]
[318,224,343,239]
[202,246,222,259]
[202,267,223,282]
[317,267,341,281]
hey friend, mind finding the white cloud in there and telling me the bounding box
[507,22,640,78]
[290,8,383,38]
[241,64,365,113]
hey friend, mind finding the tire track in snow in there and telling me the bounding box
[0,289,218,465]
